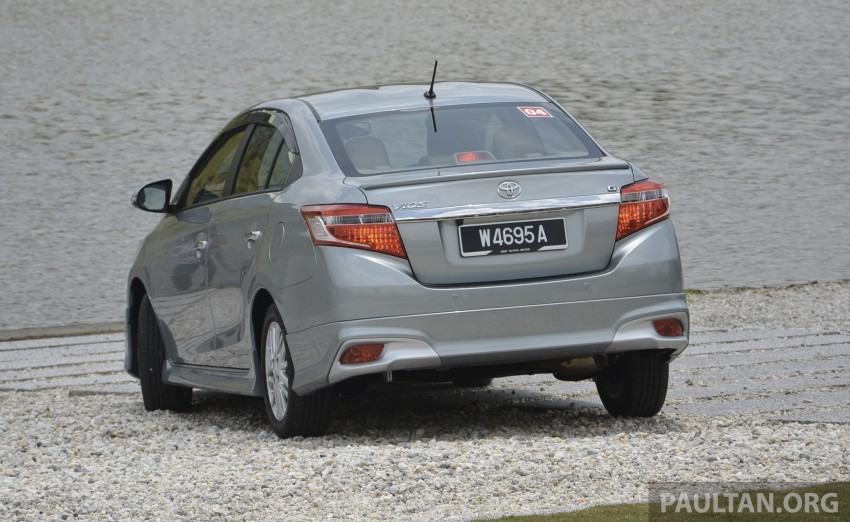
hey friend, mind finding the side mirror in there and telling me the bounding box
[132,179,173,213]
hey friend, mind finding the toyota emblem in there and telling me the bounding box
[497,181,522,200]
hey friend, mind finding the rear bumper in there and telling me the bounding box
[287,293,687,393]
[280,220,688,394]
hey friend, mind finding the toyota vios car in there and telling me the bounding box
[127,82,688,438]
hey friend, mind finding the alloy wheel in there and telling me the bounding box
[264,321,289,421]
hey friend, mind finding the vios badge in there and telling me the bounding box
[497,180,522,200]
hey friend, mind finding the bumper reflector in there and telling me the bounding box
[653,319,684,337]
[340,343,385,365]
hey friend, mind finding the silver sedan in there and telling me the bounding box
[126,81,688,438]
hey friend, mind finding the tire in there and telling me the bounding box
[260,304,332,438]
[452,377,493,388]
[137,294,192,412]
[595,351,668,417]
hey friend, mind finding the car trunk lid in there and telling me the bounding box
[345,157,634,285]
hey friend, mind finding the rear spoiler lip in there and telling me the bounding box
[344,158,631,190]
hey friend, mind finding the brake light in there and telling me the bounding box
[301,204,408,258]
[455,151,495,164]
[616,180,670,240]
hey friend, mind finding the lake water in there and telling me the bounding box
[2,0,849,329]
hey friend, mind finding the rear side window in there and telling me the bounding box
[233,125,283,195]
[267,137,298,188]
[320,102,602,176]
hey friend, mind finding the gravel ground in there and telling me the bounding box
[688,280,850,332]
[1,281,849,521]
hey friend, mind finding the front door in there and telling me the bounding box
[149,126,249,365]
[148,208,214,362]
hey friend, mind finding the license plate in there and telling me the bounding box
[459,218,568,257]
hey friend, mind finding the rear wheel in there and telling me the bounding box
[260,304,332,438]
[595,351,668,417]
[137,294,192,412]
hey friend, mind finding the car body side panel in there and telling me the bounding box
[259,177,368,323]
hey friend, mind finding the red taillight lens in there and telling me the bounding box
[617,180,670,241]
[340,343,384,364]
[300,204,408,258]
[653,318,684,337]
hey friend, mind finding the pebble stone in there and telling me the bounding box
[1,281,848,521]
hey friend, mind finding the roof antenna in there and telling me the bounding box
[424,61,438,99]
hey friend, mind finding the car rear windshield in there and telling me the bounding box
[320,102,604,176]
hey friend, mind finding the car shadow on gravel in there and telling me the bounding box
[327,382,689,442]
[185,381,689,442]
[183,391,269,431]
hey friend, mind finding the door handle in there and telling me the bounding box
[195,239,208,259]
[244,230,262,249]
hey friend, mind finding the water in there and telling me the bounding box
[2,0,849,329]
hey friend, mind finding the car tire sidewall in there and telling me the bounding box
[260,305,296,437]
[595,351,668,417]
[137,294,192,412]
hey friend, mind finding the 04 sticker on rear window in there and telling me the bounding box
[517,106,553,118]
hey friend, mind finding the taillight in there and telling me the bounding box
[616,180,670,241]
[300,204,408,258]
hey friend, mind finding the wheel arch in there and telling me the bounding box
[126,277,148,377]
[251,288,277,377]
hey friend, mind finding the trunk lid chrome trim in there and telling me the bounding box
[392,193,620,222]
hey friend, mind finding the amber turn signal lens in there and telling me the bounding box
[617,180,670,241]
[339,343,385,365]
[301,204,408,258]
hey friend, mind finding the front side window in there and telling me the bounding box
[185,128,247,206]
[320,102,603,176]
